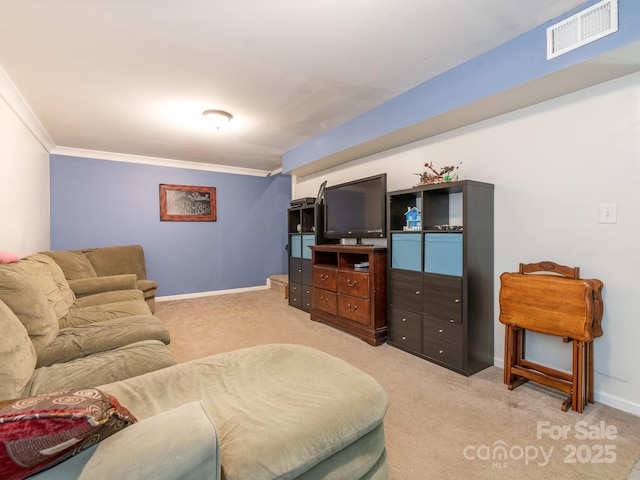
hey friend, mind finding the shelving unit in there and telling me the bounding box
[287,204,336,312]
[310,245,387,346]
[387,180,494,375]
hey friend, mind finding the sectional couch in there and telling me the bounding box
[41,245,159,313]
[0,252,176,400]
[0,249,389,479]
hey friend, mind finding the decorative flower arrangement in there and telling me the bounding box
[415,162,463,185]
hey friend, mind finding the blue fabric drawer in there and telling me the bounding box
[391,233,421,271]
[424,233,462,276]
[290,234,301,258]
[302,235,315,259]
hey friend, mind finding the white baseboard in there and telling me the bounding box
[494,356,640,417]
[156,284,270,302]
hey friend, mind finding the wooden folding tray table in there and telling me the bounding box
[499,261,603,413]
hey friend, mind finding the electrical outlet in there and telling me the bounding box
[599,203,617,224]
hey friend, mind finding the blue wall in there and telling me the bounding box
[50,155,291,296]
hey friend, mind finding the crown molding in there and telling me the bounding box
[50,146,274,177]
[0,65,55,151]
[1,65,276,178]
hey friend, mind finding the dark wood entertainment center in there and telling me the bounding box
[309,245,387,346]
[287,177,494,376]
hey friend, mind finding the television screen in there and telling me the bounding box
[323,174,387,240]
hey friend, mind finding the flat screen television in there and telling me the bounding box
[323,173,387,241]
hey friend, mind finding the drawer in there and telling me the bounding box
[302,287,312,312]
[388,308,422,352]
[337,270,369,299]
[288,282,302,308]
[389,269,423,312]
[338,295,370,325]
[423,274,462,324]
[289,258,302,284]
[313,287,337,315]
[301,259,312,286]
[424,339,463,370]
[423,317,462,347]
[313,266,337,291]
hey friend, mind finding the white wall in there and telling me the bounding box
[294,71,640,415]
[0,97,50,255]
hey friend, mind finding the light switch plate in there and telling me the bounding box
[599,203,617,224]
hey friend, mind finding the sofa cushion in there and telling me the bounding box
[36,315,172,368]
[0,387,137,480]
[83,245,148,280]
[23,341,177,398]
[101,344,388,480]
[0,267,59,351]
[22,254,75,321]
[41,250,98,280]
[0,300,36,401]
[61,295,151,329]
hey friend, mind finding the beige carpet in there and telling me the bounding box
[155,289,640,480]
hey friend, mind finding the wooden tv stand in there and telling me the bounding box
[309,245,387,346]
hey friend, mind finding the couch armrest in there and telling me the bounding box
[68,274,138,297]
[31,401,220,480]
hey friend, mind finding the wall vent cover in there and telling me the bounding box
[547,0,618,59]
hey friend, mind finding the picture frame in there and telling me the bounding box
[159,184,216,222]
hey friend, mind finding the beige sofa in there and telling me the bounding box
[0,253,176,400]
[31,344,389,480]
[42,245,158,313]
[1,252,388,479]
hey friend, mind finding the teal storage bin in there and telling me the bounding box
[424,233,462,276]
[391,233,422,271]
[302,235,315,259]
[290,234,301,258]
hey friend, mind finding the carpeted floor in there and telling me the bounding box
[155,288,640,480]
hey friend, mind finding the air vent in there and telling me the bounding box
[547,0,618,59]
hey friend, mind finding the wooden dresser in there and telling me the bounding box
[310,245,387,346]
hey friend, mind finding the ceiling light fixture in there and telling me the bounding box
[202,109,233,130]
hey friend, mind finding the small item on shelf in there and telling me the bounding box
[404,206,422,231]
[415,161,463,186]
[354,261,370,269]
[433,224,463,231]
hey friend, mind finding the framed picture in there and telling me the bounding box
[159,184,216,222]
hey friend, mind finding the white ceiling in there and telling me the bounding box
[0,0,589,174]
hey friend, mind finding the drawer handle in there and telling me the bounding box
[321,296,329,302]
[402,318,407,323]
[320,274,328,281]
[438,329,444,333]
[454,298,460,303]
[449,319,455,323]
[402,336,407,340]
[346,279,357,287]
[346,303,358,312]
[438,350,444,354]
[415,291,421,295]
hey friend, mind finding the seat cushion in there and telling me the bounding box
[100,344,388,480]
[36,315,172,368]
[61,295,151,329]
[24,341,177,398]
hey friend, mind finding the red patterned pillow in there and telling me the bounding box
[0,387,137,479]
